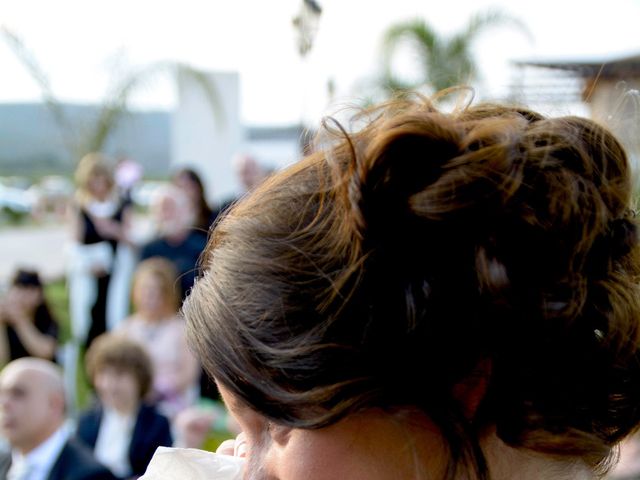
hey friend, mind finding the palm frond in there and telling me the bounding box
[436,37,475,89]
[459,9,532,44]
[378,9,531,95]
[81,64,154,154]
[176,63,225,127]
[382,19,439,82]
[1,28,225,162]
[380,73,415,95]
[0,26,77,159]
[82,62,223,156]
[383,19,438,52]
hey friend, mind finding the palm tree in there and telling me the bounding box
[381,9,530,95]
[78,61,223,156]
[1,26,77,156]
[1,26,222,163]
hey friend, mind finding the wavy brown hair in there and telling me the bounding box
[184,97,640,479]
[85,333,153,399]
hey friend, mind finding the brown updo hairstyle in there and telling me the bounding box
[184,96,640,479]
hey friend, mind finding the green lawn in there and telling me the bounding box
[44,278,71,340]
[44,278,92,409]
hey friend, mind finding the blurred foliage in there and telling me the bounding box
[44,278,70,341]
[0,207,30,226]
[379,9,531,96]
[45,278,92,408]
[1,26,222,164]
[0,27,75,156]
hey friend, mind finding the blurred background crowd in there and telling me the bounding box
[1,0,640,478]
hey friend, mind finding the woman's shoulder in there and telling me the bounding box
[165,315,188,333]
[138,402,171,424]
[117,314,137,328]
[34,305,58,332]
[166,314,184,324]
[77,403,104,431]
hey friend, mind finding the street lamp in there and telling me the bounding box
[292,0,322,58]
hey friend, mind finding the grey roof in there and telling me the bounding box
[246,124,304,141]
[514,53,640,79]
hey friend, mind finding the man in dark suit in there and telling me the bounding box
[140,185,206,300]
[0,357,115,480]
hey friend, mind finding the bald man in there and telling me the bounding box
[232,153,267,193]
[140,186,206,299]
[0,358,116,480]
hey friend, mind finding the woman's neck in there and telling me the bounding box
[359,409,597,480]
[137,309,174,322]
[482,431,596,480]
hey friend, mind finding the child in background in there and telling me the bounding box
[78,333,172,479]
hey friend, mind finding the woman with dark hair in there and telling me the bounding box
[172,167,218,234]
[0,269,58,364]
[172,167,223,401]
[183,96,640,479]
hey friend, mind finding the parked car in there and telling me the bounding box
[0,184,35,213]
[28,176,74,219]
[131,180,168,208]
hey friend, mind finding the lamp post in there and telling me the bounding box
[292,0,322,59]
[292,0,322,153]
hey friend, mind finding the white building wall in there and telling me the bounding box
[243,138,301,172]
[172,70,244,204]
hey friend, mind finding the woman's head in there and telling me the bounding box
[85,333,153,412]
[10,269,44,311]
[184,98,640,478]
[132,258,180,318]
[150,185,196,238]
[75,153,115,202]
[172,167,212,229]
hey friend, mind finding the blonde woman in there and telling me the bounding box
[65,153,134,412]
[67,153,133,348]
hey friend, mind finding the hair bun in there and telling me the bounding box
[609,215,638,258]
[350,114,461,247]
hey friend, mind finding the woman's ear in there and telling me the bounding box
[452,359,491,420]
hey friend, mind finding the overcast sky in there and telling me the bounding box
[2,0,640,125]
